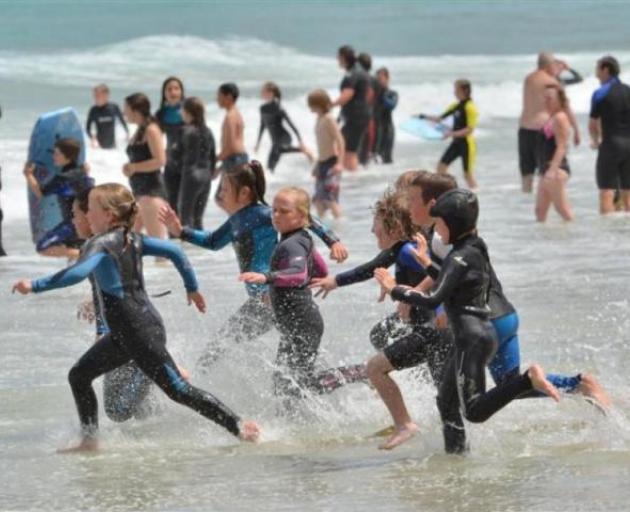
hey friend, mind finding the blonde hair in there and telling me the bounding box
[276,186,312,226]
[307,89,332,113]
[373,189,415,240]
[91,183,139,236]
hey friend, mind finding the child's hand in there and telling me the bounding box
[81,162,92,174]
[435,311,449,330]
[158,205,183,237]
[443,130,453,139]
[187,291,207,313]
[333,162,343,175]
[310,276,337,299]
[329,242,348,263]
[410,233,432,268]
[122,163,135,177]
[239,272,267,284]
[90,137,100,149]
[12,280,33,295]
[373,268,396,294]
[23,163,35,177]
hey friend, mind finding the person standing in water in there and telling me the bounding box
[535,85,574,222]
[518,52,581,193]
[374,67,398,164]
[589,55,630,214]
[86,84,129,150]
[172,96,215,230]
[254,81,313,172]
[12,183,260,452]
[123,93,168,240]
[155,77,186,213]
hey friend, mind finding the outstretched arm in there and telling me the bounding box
[282,109,302,142]
[141,237,199,292]
[179,219,234,250]
[26,252,107,293]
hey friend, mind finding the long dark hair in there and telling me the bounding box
[224,160,267,206]
[125,93,158,142]
[262,81,281,101]
[159,76,185,109]
[182,97,207,129]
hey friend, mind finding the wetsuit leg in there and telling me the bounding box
[0,207,6,257]
[436,350,467,454]
[193,180,211,230]
[163,164,182,212]
[68,334,132,436]
[197,297,275,370]
[103,362,153,422]
[178,168,211,229]
[36,221,80,253]
[267,145,282,172]
[379,121,394,164]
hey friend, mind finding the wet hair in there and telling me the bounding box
[598,55,620,77]
[224,160,267,205]
[411,172,458,203]
[455,79,472,99]
[182,97,207,129]
[376,67,390,79]
[93,83,110,94]
[54,138,81,165]
[262,81,282,101]
[538,51,555,69]
[373,190,415,240]
[73,187,92,213]
[159,76,185,109]
[358,52,372,72]
[307,89,333,114]
[125,92,158,142]
[276,186,312,226]
[218,82,240,101]
[545,84,569,110]
[338,45,356,69]
[91,183,139,243]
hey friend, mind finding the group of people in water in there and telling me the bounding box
[5,47,629,455]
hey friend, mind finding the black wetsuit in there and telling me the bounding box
[374,87,398,164]
[32,228,242,438]
[393,234,536,451]
[86,102,128,149]
[126,138,166,198]
[358,74,380,165]
[257,100,302,171]
[172,124,215,229]
[340,64,370,153]
[156,104,185,210]
[590,77,630,190]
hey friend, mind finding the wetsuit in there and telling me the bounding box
[126,138,166,198]
[156,104,185,210]
[172,124,215,229]
[538,118,570,175]
[86,102,128,149]
[358,75,380,165]
[179,204,341,368]
[374,87,398,164]
[439,99,478,174]
[31,228,242,438]
[257,100,303,171]
[36,165,93,252]
[589,77,630,190]
[340,64,370,153]
[393,234,537,448]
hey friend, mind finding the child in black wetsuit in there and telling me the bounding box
[23,138,93,259]
[86,84,128,149]
[254,81,313,172]
[374,67,398,164]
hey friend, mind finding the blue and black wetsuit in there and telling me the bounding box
[37,165,93,252]
[394,234,538,451]
[179,203,341,368]
[86,102,128,149]
[257,100,303,172]
[32,227,242,438]
[374,87,398,164]
[156,104,185,210]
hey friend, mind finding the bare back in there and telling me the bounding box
[315,114,340,161]
[520,69,560,130]
[221,107,246,156]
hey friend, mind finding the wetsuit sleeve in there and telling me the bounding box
[590,90,603,119]
[180,221,234,250]
[312,249,328,278]
[440,102,459,119]
[32,253,107,292]
[208,129,216,172]
[465,102,478,129]
[39,175,66,196]
[90,281,109,336]
[560,68,583,86]
[180,129,200,173]
[113,103,129,134]
[282,109,302,142]
[397,243,426,272]
[266,236,310,288]
[391,252,468,308]
[335,248,397,287]
[86,107,97,137]
[256,108,265,146]
[383,90,399,110]
[308,216,340,247]
[141,236,199,292]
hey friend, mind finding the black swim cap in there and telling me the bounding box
[429,189,478,243]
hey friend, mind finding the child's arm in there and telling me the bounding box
[308,216,348,262]
[335,248,397,287]
[255,115,265,152]
[312,249,328,278]
[242,236,310,288]
[123,124,166,174]
[282,109,302,143]
[86,107,98,147]
[179,219,234,251]
[23,163,42,198]
[113,103,129,135]
[328,116,345,169]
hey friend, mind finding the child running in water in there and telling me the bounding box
[24,137,93,259]
[254,81,313,172]
[12,183,259,452]
[308,89,345,219]
[159,161,347,369]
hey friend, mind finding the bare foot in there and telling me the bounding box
[57,437,100,454]
[578,373,612,410]
[238,420,260,443]
[528,364,560,402]
[379,422,419,451]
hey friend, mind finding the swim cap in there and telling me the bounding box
[429,189,478,243]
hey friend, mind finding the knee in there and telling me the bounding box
[68,364,89,388]
[366,354,389,382]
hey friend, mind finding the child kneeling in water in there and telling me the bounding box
[13,183,259,452]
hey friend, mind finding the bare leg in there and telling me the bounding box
[599,189,616,215]
[522,174,534,194]
[577,373,612,409]
[366,354,418,450]
[528,364,560,402]
[535,175,553,222]
[329,201,342,219]
[464,172,479,192]
[437,162,449,175]
[137,196,167,239]
[344,152,359,171]
[57,437,100,454]
[39,245,80,259]
[314,201,326,218]
[549,170,574,221]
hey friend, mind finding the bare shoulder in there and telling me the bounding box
[145,123,162,138]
